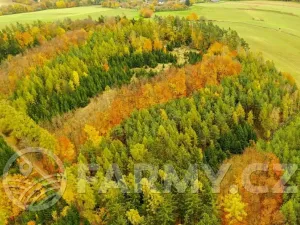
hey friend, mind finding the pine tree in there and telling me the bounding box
[154,194,176,225]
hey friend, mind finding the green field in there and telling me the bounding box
[0,6,139,26]
[0,1,300,83]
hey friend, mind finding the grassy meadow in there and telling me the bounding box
[0,1,300,83]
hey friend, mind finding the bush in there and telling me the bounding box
[140,8,154,18]
[187,12,199,21]
[102,1,120,8]
[56,1,67,8]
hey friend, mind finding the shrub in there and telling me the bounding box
[187,12,199,21]
[140,8,154,18]
[56,1,67,8]
[102,1,120,8]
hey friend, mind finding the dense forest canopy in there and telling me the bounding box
[0,15,299,225]
[8,16,246,122]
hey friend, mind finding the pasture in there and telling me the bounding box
[0,6,138,27]
[0,1,299,82]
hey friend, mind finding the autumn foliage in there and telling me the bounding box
[93,68,187,134]
[140,8,154,18]
[0,0,94,16]
[48,42,241,147]
[57,136,76,163]
[185,42,241,92]
[93,42,241,137]
[219,148,285,225]
[1,16,299,225]
[0,29,89,95]
[102,0,120,8]
[0,174,47,223]
[186,12,199,21]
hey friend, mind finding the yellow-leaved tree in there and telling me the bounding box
[222,192,247,225]
[126,209,144,225]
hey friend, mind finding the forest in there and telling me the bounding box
[0,13,299,225]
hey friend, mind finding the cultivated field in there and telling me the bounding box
[191,1,300,84]
[0,1,299,83]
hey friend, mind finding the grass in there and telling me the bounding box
[0,1,299,83]
[0,6,139,27]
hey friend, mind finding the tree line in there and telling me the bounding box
[0,0,98,16]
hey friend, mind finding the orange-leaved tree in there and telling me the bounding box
[219,147,285,225]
